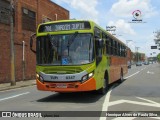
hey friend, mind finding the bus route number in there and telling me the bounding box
[44,26,52,32]
[55,23,85,31]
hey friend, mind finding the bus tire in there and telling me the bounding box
[98,73,109,95]
[119,70,124,83]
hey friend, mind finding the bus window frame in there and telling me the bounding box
[94,27,103,65]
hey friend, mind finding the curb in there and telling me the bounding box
[0,81,36,91]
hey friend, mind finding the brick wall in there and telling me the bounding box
[0,24,11,83]
[0,0,69,83]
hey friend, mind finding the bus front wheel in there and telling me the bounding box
[98,78,108,95]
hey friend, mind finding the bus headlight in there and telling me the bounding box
[88,72,94,78]
[36,73,44,83]
[36,74,39,79]
[81,71,94,83]
[82,75,88,82]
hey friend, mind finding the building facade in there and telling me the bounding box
[133,52,145,63]
[0,0,69,83]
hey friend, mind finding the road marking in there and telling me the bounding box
[0,92,30,102]
[99,88,113,120]
[150,117,160,120]
[124,71,140,79]
[141,67,147,71]
[99,70,144,120]
[113,117,136,120]
[99,67,155,120]
[109,99,160,108]
[136,97,160,105]
[125,66,147,79]
[147,71,154,74]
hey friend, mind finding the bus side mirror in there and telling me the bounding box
[30,33,36,54]
[97,39,104,48]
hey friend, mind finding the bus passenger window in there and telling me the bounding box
[95,38,103,65]
[120,44,122,57]
[110,39,113,55]
[117,43,120,56]
[105,35,110,55]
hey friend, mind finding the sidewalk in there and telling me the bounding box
[0,80,36,91]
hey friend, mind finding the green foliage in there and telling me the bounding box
[154,30,160,47]
[157,53,160,62]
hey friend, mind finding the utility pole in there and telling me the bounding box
[10,0,16,86]
[22,41,25,81]
[135,47,140,62]
[126,40,133,64]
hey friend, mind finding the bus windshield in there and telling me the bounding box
[36,33,94,65]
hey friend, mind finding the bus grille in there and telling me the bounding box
[43,67,83,74]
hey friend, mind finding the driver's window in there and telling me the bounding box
[94,28,102,65]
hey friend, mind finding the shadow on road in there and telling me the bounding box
[37,91,104,103]
[36,79,126,103]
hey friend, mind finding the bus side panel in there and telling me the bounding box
[94,55,109,90]
[109,56,119,83]
[109,56,128,83]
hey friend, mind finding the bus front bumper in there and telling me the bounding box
[36,77,96,92]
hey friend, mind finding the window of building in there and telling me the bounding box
[0,0,10,24]
[22,7,36,31]
[42,17,52,23]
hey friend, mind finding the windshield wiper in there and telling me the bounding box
[65,31,78,57]
[68,31,78,47]
[47,34,58,50]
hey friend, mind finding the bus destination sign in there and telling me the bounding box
[39,22,91,32]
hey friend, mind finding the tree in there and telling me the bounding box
[154,30,160,48]
[157,53,160,63]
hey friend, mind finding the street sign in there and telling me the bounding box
[151,46,157,49]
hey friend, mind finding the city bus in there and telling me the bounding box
[30,20,128,94]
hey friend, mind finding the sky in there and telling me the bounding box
[51,0,160,57]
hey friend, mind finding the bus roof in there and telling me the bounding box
[38,19,127,47]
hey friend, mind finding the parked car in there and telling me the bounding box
[144,61,149,65]
[127,61,131,69]
[136,62,142,66]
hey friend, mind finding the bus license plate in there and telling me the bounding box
[56,83,67,88]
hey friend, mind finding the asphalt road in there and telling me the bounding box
[107,63,160,120]
[0,63,160,120]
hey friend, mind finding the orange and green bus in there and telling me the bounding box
[30,20,128,94]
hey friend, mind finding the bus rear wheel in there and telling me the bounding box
[119,70,124,83]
